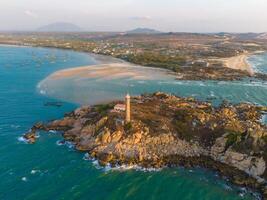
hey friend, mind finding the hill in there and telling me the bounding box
[126,28,161,34]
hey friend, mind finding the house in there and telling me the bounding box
[113,104,126,112]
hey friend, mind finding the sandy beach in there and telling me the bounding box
[49,63,173,81]
[221,54,254,76]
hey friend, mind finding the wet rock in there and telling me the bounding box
[23,130,37,144]
[48,117,76,130]
[97,153,114,166]
[74,106,91,117]
[33,122,46,130]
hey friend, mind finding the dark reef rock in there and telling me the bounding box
[23,130,37,144]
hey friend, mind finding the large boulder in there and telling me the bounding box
[111,131,123,142]
[74,106,91,117]
[211,135,266,178]
[48,117,76,130]
[23,130,37,144]
[96,128,111,144]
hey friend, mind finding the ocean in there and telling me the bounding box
[0,45,265,200]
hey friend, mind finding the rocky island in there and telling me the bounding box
[24,92,267,198]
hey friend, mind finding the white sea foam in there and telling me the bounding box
[198,82,206,87]
[56,140,65,146]
[65,141,75,149]
[92,160,102,170]
[21,177,27,182]
[261,113,267,124]
[107,164,162,172]
[40,90,46,95]
[83,153,91,161]
[17,136,28,143]
[35,132,40,138]
[30,169,40,174]
[222,183,233,191]
[56,140,74,149]
[210,91,215,97]
[239,192,245,198]
[49,130,57,134]
[90,159,162,173]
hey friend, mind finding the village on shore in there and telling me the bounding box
[1,32,267,81]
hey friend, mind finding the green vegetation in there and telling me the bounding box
[124,122,132,131]
[95,104,113,115]
[225,132,242,149]
[263,135,267,143]
[122,52,186,71]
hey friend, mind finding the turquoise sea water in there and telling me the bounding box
[249,53,267,74]
[0,45,266,200]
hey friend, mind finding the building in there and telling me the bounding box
[113,104,126,112]
[112,94,131,123]
[125,93,131,123]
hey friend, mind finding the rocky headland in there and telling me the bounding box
[24,92,267,198]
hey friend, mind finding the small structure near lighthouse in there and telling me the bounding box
[112,93,131,123]
[125,93,131,123]
[113,104,126,112]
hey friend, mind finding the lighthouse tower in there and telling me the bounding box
[125,93,131,123]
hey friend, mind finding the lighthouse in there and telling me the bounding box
[125,93,131,123]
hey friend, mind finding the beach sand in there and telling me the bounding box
[221,54,254,76]
[49,55,255,82]
[49,63,172,81]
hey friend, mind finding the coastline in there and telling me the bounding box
[0,42,264,80]
[3,41,266,198]
[0,42,124,66]
[23,92,267,199]
[220,54,254,76]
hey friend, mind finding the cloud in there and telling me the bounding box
[24,10,38,18]
[130,16,152,21]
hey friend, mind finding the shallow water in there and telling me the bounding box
[0,45,265,200]
[249,53,267,74]
[40,54,267,111]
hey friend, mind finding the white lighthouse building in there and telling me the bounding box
[125,93,131,123]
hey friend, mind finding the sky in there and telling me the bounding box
[0,0,267,32]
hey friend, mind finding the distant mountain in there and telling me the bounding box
[37,22,82,32]
[126,28,161,34]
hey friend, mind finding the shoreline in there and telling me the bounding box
[0,42,265,80]
[220,54,255,76]
[23,92,267,199]
[0,42,123,66]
